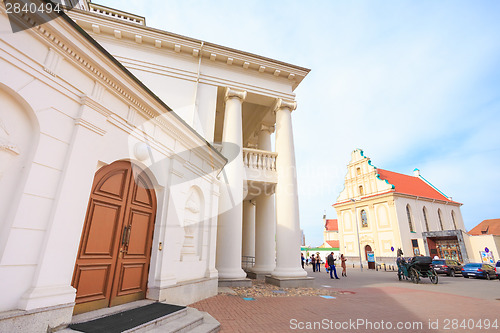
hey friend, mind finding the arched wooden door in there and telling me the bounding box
[72,161,157,314]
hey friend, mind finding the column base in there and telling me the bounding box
[246,272,269,280]
[218,278,252,287]
[265,275,315,288]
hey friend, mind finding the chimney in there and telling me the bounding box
[413,168,420,177]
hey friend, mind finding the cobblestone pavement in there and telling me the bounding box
[190,267,500,333]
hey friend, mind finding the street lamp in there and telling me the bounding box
[350,199,363,272]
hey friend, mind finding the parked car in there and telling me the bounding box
[461,263,497,280]
[432,259,463,277]
[496,260,500,281]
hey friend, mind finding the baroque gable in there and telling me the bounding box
[336,149,394,202]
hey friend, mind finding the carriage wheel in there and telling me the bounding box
[410,268,419,284]
[429,269,439,284]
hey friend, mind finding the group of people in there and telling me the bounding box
[301,252,348,279]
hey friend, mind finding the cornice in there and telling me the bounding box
[66,9,310,90]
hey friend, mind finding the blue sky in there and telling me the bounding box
[96,0,500,246]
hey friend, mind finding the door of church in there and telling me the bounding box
[72,161,157,314]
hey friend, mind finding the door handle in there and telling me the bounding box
[121,225,128,246]
[125,225,132,247]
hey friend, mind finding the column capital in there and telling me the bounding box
[259,123,275,134]
[225,87,247,102]
[273,98,297,113]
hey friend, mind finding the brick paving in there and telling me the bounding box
[190,272,500,333]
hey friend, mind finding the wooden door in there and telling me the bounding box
[72,161,156,314]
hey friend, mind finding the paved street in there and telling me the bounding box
[191,265,500,332]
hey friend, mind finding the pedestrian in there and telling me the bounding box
[316,253,321,272]
[301,253,305,269]
[341,253,347,277]
[311,254,316,272]
[327,252,339,279]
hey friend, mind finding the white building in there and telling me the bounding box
[0,1,310,330]
[334,149,468,268]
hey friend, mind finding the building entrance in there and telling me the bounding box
[71,161,157,314]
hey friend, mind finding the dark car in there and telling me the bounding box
[432,259,463,277]
[496,261,500,281]
[461,263,497,280]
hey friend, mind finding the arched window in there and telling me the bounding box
[356,167,361,176]
[359,185,364,196]
[423,207,429,232]
[406,204,414,232]
[361,210,368,227]
[451,211,457,230]
[438,209,444,231]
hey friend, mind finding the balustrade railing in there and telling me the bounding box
[88,3,146,25]
[242,148,277,171]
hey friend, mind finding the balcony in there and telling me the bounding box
[243,148,277,199]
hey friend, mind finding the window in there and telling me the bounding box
[423,207,429,232]
[406,204,414,232]
[361,210,368,227]
[359,185,364,196]
[451,211,457,230]
[438,209,444,231]
[356,167,361,176]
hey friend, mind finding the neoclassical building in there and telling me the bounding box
[0,1,309,330]
[333,149,468,267]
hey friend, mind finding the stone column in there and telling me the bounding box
[242,200,255,259]
[252,124,276,275]
[272,99,307,279]
[215,87,247,281]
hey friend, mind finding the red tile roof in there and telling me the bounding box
[325,219,338,231]
[326,240,340,248]
[377,169,458,203]
[468,219,500,236]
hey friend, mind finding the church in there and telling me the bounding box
[0,1,309,330]
[334,149,468,268]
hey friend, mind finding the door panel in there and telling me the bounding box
[72,161,156,314]
[84,202,122,256]
[126,211,153,255]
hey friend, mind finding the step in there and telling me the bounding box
[143,308,212,333]
[186,311,220,333]
[61,301,188,333]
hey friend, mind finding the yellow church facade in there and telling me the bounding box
[334,149,468,268]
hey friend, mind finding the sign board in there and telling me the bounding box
[367,251,375,262]
[480,251,495,264]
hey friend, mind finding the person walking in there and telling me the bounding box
[301,253,305,269]
[327,252,339,279]
[316,254,321,272]
[311,254,316,272]
[341,254,347,277]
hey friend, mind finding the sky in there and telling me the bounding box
[96,0,500,247]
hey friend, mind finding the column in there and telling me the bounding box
[215,87,247,280]
[252,124,276,274]
[272,99,307,278]
[242,200,255,259]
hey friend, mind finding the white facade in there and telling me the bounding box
[0,1,309,331]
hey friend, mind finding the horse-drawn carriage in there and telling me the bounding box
[397,255,438,284]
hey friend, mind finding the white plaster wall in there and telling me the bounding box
[394,196,464,257]
[0,12,224,316]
